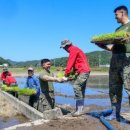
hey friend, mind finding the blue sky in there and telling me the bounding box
[0,0,130,61]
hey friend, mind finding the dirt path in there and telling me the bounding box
[4,114,130,130]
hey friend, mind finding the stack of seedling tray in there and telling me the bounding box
[1,85,36,96]
[91,31,130,45]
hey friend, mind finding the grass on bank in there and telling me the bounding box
[0,66,109,75]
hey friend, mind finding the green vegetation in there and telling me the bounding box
[91,67,109,72]
[0,57,11,66]
[1,50,112,68]
[91,31,130,44]
[18,88,36,95]
[87,51,111,67]
[1,85,36,96]
[57,71,64,78]
[57,71,76,80]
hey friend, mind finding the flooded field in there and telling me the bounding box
[0,96,29,129]
[0,115,29,129]
[1,75,130,130]
[16,76,129,110]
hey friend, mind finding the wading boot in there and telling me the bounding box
[72,99,84,117]
[129,96,130,106]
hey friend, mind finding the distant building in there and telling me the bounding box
[3,63,8,67]
[0,63,8,68]
[99,64,110,68]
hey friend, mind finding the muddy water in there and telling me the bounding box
[0,96,29,129]
[0,115,29,129]
[16,77,128,107]
[2,76,130,130]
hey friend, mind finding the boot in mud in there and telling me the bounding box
[72,99,89,117]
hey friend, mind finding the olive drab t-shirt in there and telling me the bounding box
[113,22,130,53]
[39,70,54,93]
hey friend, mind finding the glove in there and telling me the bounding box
[62,77,68,81]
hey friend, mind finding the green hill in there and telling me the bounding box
[7,50,112,67]
[87,51,111,67]
[0,57,11,66]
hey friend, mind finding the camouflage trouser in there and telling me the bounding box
[109,54,125,112]
[122,54,130,96]
[73,72,90,100]
[39,91,55,111]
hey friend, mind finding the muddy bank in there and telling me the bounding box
[5,115,130,130]
[0,96,18,118]
[12,72,109,78]
[1,92,130,130]
[0,95,29,129]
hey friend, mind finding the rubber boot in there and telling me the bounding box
[116,104,121,122]
[72,99,84,117]
[129,96,130,106]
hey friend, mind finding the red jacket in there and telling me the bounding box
[5,76,17,86]
[65,45,91,76]
[1,72,12,81]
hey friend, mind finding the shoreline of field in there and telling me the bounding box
[12,71,109,78]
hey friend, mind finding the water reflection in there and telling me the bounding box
[16,78,110,96]
[55,96,111,106]
[15,78,128,107]
[0,118,19,129]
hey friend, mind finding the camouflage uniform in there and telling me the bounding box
[123,54,130,96]
[109,54,124,113]
[109,22,130,114]
[39,70,55,111]
[73,72,90,99]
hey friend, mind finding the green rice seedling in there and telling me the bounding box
[57,71,76,80]
[18,88,36,96]
[1,85,36,96]
[91,31,130,44]
[1,86,19,92]
[57,71,64,78]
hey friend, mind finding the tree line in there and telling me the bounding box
[0,51,112,67]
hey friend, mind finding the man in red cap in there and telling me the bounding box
[60,39,91,116]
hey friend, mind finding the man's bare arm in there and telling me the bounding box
[41,75,64,82]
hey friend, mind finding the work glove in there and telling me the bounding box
[62,77,68,81]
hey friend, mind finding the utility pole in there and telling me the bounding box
[53,59,55,67]
[98,54,101,67]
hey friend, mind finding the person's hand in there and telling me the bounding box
[67,77,75,81]
[56,78,65,83]
[120,35,130,44]
[62,77,68,82]
[32,91,36,95]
